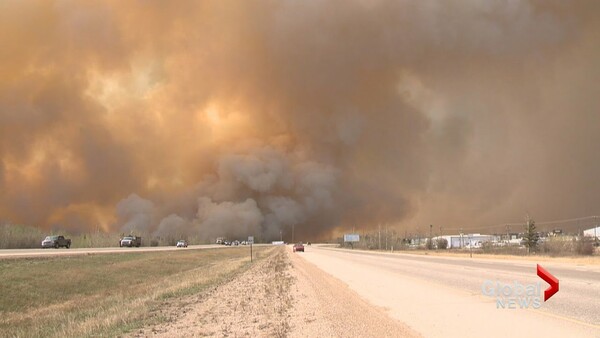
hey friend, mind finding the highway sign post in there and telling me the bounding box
[344,234,360,249]
[344,234,359,242]
[248,236,254,262]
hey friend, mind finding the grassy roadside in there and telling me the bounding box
[0,246,275,337]
[136,247,294,337]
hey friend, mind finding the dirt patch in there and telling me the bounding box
[287,250,421,338]
[131,247,293,337]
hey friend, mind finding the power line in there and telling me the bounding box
[440,215,600,233]
[536,215,599,225]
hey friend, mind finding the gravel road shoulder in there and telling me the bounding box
[131,246,419,337]
[288,249,421,338]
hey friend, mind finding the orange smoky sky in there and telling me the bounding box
[0,1,599,240]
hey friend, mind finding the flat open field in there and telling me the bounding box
[0,246,273,337]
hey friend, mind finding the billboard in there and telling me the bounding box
[344,234,360,242]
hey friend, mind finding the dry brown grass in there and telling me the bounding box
[0,223,46,249]
[0,246,274,337]
[265,250,294,337]
[133,246,293,337]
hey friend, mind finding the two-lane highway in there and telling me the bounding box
[299,246,600,338]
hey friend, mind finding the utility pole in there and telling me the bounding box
[280,230,282,242]
[378,224,381,250]
[594,216,598,242]
[292,224,295,243]
[385,225,388,251]
[469,233,473,258]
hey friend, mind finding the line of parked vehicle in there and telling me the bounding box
[40,235,190,249]
[216,237,249,246]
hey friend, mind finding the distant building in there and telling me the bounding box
[583,226,600,239]
[433,234,498,249]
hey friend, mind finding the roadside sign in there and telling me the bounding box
[248,236,254,262]
[344,234,360,242]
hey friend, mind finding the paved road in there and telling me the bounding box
[0,244,260,258]
[299,247,600,338]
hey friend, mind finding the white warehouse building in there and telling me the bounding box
[433,234,498,249]
[583,226,600,239]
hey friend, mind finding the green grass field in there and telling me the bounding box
[0,246,275,337]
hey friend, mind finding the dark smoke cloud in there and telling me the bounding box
[1,0,599,240]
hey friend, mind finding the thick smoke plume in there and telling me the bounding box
[1,1,599,240]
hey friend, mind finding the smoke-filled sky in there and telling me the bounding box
[1,1,599,240]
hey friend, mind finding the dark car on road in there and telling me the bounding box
[42,235,71,249]
[293,243,304,252]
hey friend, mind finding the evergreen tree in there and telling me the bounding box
[523,218,539,254]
